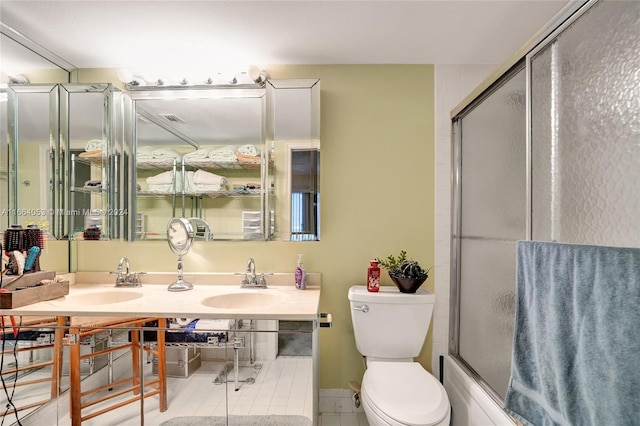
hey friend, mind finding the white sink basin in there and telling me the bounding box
[201,292,283,309]
[50,290,144,306]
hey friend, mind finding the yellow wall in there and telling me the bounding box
[71,64,435,389]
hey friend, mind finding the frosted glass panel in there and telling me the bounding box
[531,0,640,245]
[455,67,526,399]
[458,239,516,399]
[460,68,527,240]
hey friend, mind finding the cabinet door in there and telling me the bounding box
[6,83,114,241]
[267,79,321,241]
[61,83,113,240]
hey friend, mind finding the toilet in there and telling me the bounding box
[348,285,450,426]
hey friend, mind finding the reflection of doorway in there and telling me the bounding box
[286,142,320,241]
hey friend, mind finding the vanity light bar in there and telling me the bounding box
[119,66,270,91]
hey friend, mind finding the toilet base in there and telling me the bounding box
[362,388,451,426]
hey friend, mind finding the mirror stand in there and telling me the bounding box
[169,254,192,292]
[166,217,195,291]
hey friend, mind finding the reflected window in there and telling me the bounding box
[290,148,319,241]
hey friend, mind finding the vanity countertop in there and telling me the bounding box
[0,272,321,321]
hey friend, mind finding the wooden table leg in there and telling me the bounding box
[69,326,82,426]
[157,318,167,412]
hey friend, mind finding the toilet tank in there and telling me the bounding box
[348,285,434,359]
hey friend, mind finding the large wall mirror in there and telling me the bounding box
[124,79,321,242]
[124,86,272,241]
[3,76,321,246]
[1,24,73,272]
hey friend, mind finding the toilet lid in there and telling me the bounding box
[362,362,449,426]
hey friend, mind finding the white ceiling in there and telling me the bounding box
[0,0,568,73]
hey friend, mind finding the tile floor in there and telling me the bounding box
[2,354,369,425]
[2,339,369,425]
[319,412,369,426]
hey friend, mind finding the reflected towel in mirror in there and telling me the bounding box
[208,145,237,162]
[85,139,106,152]
[146,170,177,185]
[79,149,102,159]
[152,147,182,161]
[237,144,260,156]
[184,147,212,160]
[192,170,226,186]
[137,146,154,161]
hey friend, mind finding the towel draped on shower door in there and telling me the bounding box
[504,241,640,426]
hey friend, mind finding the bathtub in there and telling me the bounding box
[443,356,515,426]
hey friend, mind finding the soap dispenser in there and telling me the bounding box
[295,254,307,290]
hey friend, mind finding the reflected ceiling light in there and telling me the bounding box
[116,68,147,86]
[248,65,270,85]
[212,72,237,85]
[8,74,30,84]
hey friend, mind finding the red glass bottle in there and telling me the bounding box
[367,260,380,292]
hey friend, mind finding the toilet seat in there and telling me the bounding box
[361,362,450,426]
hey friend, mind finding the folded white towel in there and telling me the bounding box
[152,147,182,160]
[208,145,237,161]
[237,144,260,156]
[183,171,195,192]
[184,148,212,160]
[147,184,174,193]
[193,169,227,186]
[146,170,176,185]
[192,184,223,193]
[194,319,236,330]
[137,146,154,160]
[85,139,106,152]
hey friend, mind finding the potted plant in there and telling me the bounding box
[376,250,431,293]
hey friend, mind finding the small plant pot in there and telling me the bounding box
[389,274,427,293]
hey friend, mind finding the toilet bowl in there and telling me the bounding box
[348,285,451,426]
[361,362,450,426]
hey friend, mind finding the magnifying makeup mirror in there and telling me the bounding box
[167,217,195,291]
[188,217,214,241]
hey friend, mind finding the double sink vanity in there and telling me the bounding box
[0,271,322,425]
[18,272,321,320]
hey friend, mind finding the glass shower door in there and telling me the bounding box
[452,65,527,399]
[450,0,640,404]
[530,0,640,247]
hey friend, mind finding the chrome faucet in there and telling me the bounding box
[238,258,272,288]
[246,258,257,285]
[112,257,144,287]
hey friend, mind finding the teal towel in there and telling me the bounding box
[504,241,640,426]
